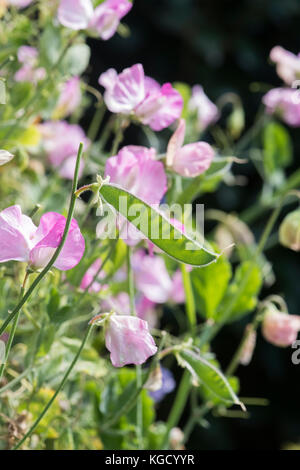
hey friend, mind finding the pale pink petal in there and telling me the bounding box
[58,0,94,30]
[262,309,300,347]
[105,315,157,367]
[172,142,215,177]
[0,205,37,263]
[188,85,220,130]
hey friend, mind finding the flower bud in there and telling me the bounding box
[239,326,257,365]
[279,209,300,251]
[170,427,185,450]
[262,307,300,347]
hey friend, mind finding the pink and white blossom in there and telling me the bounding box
[80,259,107,293]
[99,64,183,131]
[53,76,82,119]
[57,0,94,30]
[105,314,157,367]
[0,206,85,271]
[166,119,215,177]
[262,87,300,127]
[262,309,300,347]
[188,85,220,131]
[39,121,89,179]
[89,0,132,40]
[269,46,300,86]
[14,46,46,84]
[132,250,185,304]
[7,0,33,8]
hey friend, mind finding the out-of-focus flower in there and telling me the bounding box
[105,314,157,367]
[262,88,300,127]
[279,209,300,252]
[166,119,214,177]
[89,0,132,40]
[80,259,107,293]
[188,85,220,131]
[57,0,94,30]
[39,121,89,179]
[239,325,257,366]
[270,46,300,86]
[105,145,167,204]
[0,206,85,271]
[7,0,33,8]
[53,76,81,120]
[149,366,176,402]
[102,292,158,328]
[262,308,300,347]
[169,427,185,450]
[58,0,132,40]
[132,250,185,304]
[0,149,14,166]
[99,64,183,131]
[14,46,46,84]
[136,296,158,328]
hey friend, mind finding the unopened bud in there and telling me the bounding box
[279,209,300,251]
[239,326,257,365]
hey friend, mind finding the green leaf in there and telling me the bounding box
[201,373,240,407]
[263,121,292,176]
[61,44,91,76]
[217,261,262,322]
[173,82,191,119]
[179,349,243,407]
[191,253,232,319]
[39,24,63,67]
[99,183,219,267]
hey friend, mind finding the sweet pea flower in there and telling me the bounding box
[102,292,158,328]
[166,119,215,177]
[53,76,82,119]
[57,0,94,30]
[132,250,185,304]
[262,87,300,127]
[0,149,14,166]
[188,85,220,131]
[0,205,85,271]
[269,46,300,86]
[39,121,89,179]
[262,308,300,347]
[105,314,157,367]
[58,0,132,39]
[14,46,46,84]
[89,0,132,40]
[99,64,183,131]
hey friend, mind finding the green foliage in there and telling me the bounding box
[263,121,292,183]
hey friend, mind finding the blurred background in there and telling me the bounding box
[86,0,300,449]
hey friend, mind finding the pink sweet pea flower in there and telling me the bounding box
[105,314,157,367]
[57,0,94,30]
[262,309,300,347]
[166,119,214,177]
[53,76,82,119]
[132,250,185,304]
[14,46,46,84]
[89,0,132,40]
[270,46,300,86]
[99,64,183,131]
[188,85,220,131]
[80,259,107,293]
[39,121,89,179]
[262,88,300,127]
[102,292,158,328]
[0,206,85,271]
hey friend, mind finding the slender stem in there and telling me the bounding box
[180,265,196,333]
[13,324,94,450]
[87,103,105,142]
[0,143,84,337]
[0,273,29,380]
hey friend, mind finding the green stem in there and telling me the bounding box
[0,272,29,380]
[13,324,94,450]
[180,265,196,333]
[87,104,105,142]
[0,143,83,337]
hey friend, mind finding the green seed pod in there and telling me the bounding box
[279,209,300,251]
